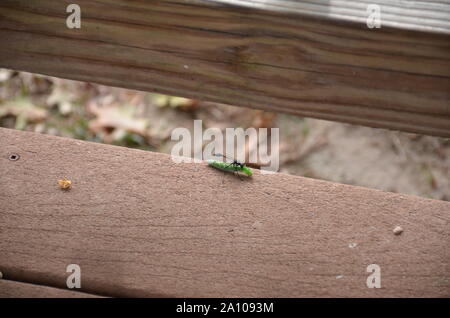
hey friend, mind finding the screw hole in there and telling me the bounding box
[9,154,20,161]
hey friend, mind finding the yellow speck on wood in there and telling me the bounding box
[58,178,72,189]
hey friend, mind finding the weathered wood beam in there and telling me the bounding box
[211,0,450,34]
[0,280,103,298]
[1,128,449,297]
[0,0,449,137]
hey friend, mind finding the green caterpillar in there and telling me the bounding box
[207,158,253,177]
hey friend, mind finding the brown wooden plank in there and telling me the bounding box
[211,0,450,34]
[0,280,103,298]
[0,128,449,297]
[0,0,449,137]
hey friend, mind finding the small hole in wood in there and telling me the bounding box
[8,153,20,161]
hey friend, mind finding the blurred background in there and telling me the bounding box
[1,68,449,201]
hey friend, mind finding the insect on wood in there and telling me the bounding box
[207,153,253,179]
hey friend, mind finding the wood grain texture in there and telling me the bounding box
[0,0,449,137]
[0,280,102,298]
[0,128,449,297]
[211,0,450,34]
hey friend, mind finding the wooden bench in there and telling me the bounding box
[0,0,449,297]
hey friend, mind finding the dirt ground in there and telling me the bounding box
[1,69,449,201]
[278,116,450,200]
